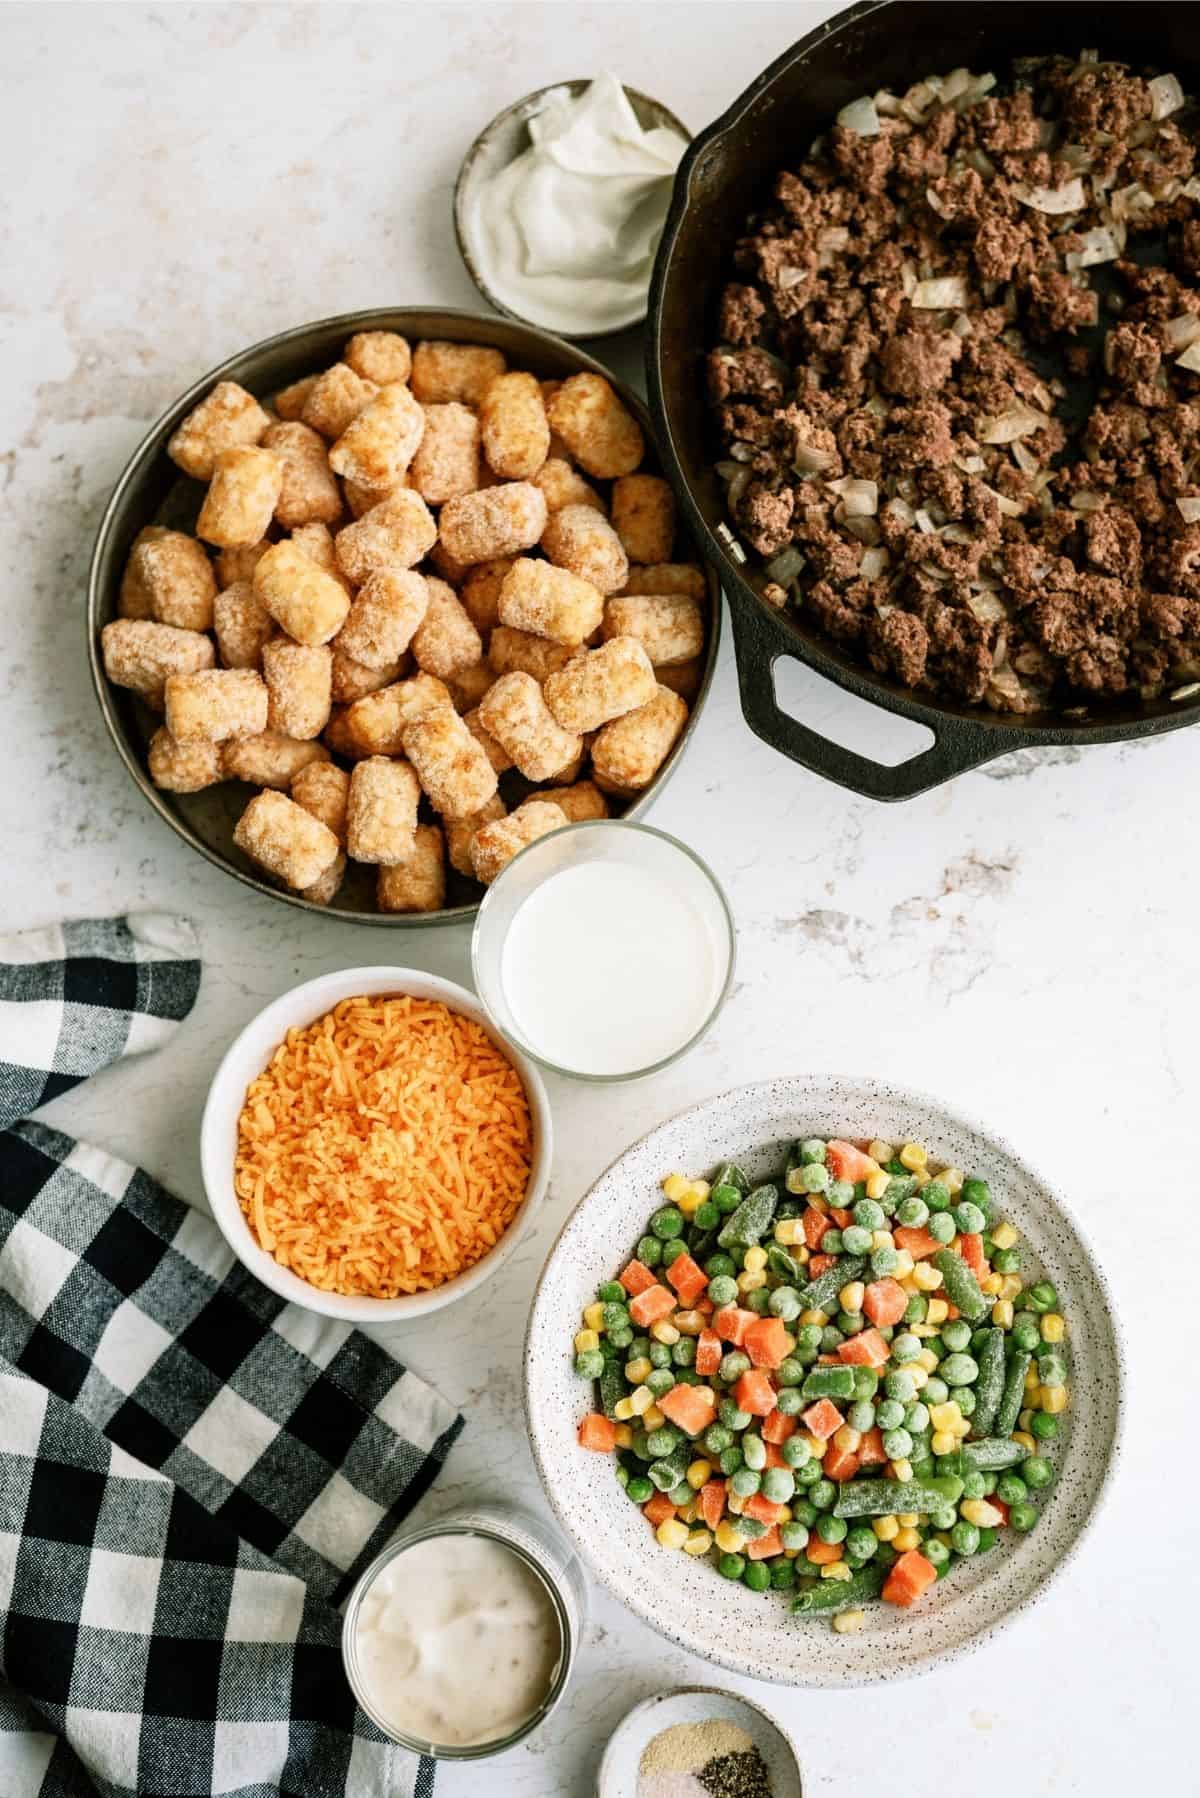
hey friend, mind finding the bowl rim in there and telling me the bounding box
[199,963,553,1321]
[523,1072,1125,1684]
[87,305,721,926]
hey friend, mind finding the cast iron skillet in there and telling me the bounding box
[649,0,1200,800]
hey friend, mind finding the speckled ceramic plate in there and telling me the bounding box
[525,1076,1123,1686]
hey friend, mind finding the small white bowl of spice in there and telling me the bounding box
[600,1687,803,1798]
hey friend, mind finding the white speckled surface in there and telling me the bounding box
[1,4,1194,1794]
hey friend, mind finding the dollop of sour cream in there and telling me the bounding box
[471,71,688,336]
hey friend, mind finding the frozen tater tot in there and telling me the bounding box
[449,661,494,713]
[291,759,350,843]
[459,557,513,634]
[168,381,271,481]
[619,561,707,599]
[119,527,216,630]
[462,706,512,774]
[591,684,688,792]
[470,799,568,885]
[541,503,629,596]
[329,383,425,491]
[445,794,506,877]
[262,421,343,529]
[335,490,438,584]
[196,446,283,549]
[427,538,473,587]
[488,624,580,682]
[438,482,548,566]
[411,340,506,405]
[345,330,412,387]
[409,403,481,504]
[411,578,483,680]
[254,540,350,645]
[300,362,378,440]
[611,473,676,565]
[301,850,347,907]
[336,569,428,669]
[331,647,408,704]
[164,668,268,744]
[273,375,318,422]
[222,732,330,788]
[344,475,405,519]
[656,657,704,702]
[538,778,610,822]
[545,373,644,478]
[497,556,603,646]
[290,521,352,591]
[147,728,223,793]
[480,371,550,480]
[377,824,446,913]
[345,756,421,864]
[323,707,371,760]
[101,618,215,705]
[214,580,273,669]
[401,705,499,819]
[478,671,582,783]
[602,592,705,666]
[345,672,452,755]
[262,639,332,739]
[234,789,340,890]
[543,636,656,733]
[533,457,604,515]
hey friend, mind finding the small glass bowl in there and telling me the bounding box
[470,820,735,1083]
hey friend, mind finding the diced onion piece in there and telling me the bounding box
[939,67,972,103]
[726,468,751,507]
[837,94,880,136]
[926,186,951,217]
[1110,182,1156,221]
[840,478,879,518]
[1069,491,1106,512]
[1013,176,1087,214]
[1065,225,1122,271]
[1176,496,1200,524]
[941,522,975,545]
[951,313,973,338]
[901,260,918,300]
[887,497,916,529]
[982,484,1024,518]
[955,453,987,475]
[966,589,1008,624]
[914,508,936,534]
[843,515,881,546]
[1177,341,1200,375]
[765,546,806,584]
[1011,440,1040,476]
[778,266,807,291]
[977,403,1052,444]
[874,89,902,117]
[912,275,969,309]
[1149,72,1184,120]
[860,546,890,579]
[793,441,836,474]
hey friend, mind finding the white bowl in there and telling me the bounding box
[599,1687,802,1798]
[201,966,552,1322]
[525,1075,1123,1685]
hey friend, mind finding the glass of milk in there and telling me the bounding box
[471,822,735,1082]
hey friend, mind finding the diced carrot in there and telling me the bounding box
[764,1442,785,1468]
[817,1352,841,1364]
[713,1305,757,1345]
[746,1525,783,1561]
[629,1283,677,1328]
[695,1328,722,1377]
[823,1444,861,1482]
[642,1491,676,1527]
[696,1295,714,1316]
[762,1408,798,1444]
[744,1316,789,1371]
[836,1327,890,1368]
[828,1206,853,1230]
[735,1368,778,1417]
[578,1413,616,1452]
[882,1548,938,1608]
[698,1478,726,1530]
[658,1384,717,1437]
[862,1277,908,1327]
[944,1301,960,1320]
[801,1397,843,1440]
[893,1225,941,1260]
[805,1534,843,1565]
[618,1258,658,1297]
[858,1425,887,1466]
[826,1139,877,1184]
[808,1252,835,1278]
[744,1492,785,1526]
[666,1252,708,1308]
[958,1233,986,1276]
[992,1497,1010,1527]
[802,1206,830,1250]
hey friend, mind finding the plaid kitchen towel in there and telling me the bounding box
[0,917,459,1798]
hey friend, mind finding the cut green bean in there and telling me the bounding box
[932,1249,989,1323]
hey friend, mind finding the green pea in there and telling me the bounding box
[650,1206,684,1240]
[960,1469,987,1501]
[742,1433,767,1472]
[929,1506,957,1532]
[809,1478,836,1511]
[976,1526,998,1551]
[905,1401,930,1434]
[955,1388,976,1417]
[924,1536,951,1570]
[600,1301,628,1332]
[820,1325,845,1354]
[769,1285,802,1322]
[776,1356,805,1387]
[940,1353,978,1386]
[884,1369,917,1404]
[961,1176,991,1217]
[928,1211,956,1244]
[771,1558,796,1590]
[1037,1351,1067,1388]
[744,1287,771,1316]
[941,1319,972,1352]
[626,1475,653,1504]
[705,1251,737,1277]
[644,1425,679,1457]
[782,1435,812,1469]
[800,1162,831,1195]
[780,1520,810,1552]
[853,1198,885,1231]
[661,1239,687,1268]
[903,1294,928,1325]
[954,1201,986,1235]
[668,1482,693,1507]
[871,1246,900,1278]
[631,1430,653,1460]
[1023,1456,1054,1491]
[794,1460,822,1489]
[951,1520,980,1556]
[923,1181,951,1213]
[1030,1411,1059,1442]
[1028,1280,1058,1312]
[718,1552,746,1579]
[720,1350,750,1383]
[996,1473,1028,1505]
[842,1225,874,1256]
[793,1325,823,1360]
[896,1195,929,1227]
[646,1369,676,1398]
[693,1201,720,1230]
[836,1310,864,1335]
[731,1467,761,1498]
[992,1247,1021,1274]
[708,1274,738,1307]
[828,1179,856,1207]
[890,1332,922,1365]
[637,1235,663,1267]
[609,1324,634,1350]
[762,1466,795,1503]
[849,1400,876,1433]
[648,1342,671,1369]
[876,1398,905,1432]
[852,1367,879,1401]
[720,1446,745,1476]
[1011,1316,1041,1353]
[743,1561,771,1593]
[574,1350,604,1377]
[816,1513,847,1545]
[882,1427,913,1461]
[775,1388,805,1416]
[597,1280,626,1303]
[844,1524,878,1561]
[719,1398,752,1430]
[704,1423,733,1455]
[1009,1502,1038,1532]
[923,1377,949,1406]
[713,1185,743,1216]
[799,1138,827,1164]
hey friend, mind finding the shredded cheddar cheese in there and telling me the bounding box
[234,995,533,1297]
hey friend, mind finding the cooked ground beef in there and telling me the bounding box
[707,52,1200,712]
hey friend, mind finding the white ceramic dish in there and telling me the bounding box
[201,967,552,1323]
[599,1686,803,1797]
[525,1075,1123,1686]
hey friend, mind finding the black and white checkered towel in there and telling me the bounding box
[0,917,460,1798]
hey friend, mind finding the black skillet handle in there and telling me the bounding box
[730,594,1036,802]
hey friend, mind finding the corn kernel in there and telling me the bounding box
[960,1498,1003,1528]
[894,1526,921,1551]
[575,1329,600,1354]
[656,1518,689,1549]
[911,1323,938,1339]
[899,1273,921,1296]
[1011,1430,1037,1453]
[692,1180,711,1201]
[687,1459,712,1490]
[624,1355,651,1384]
[612,1423,634,1449]
[585,1305,607,1336]
[629,1385,654,1416]
[866,1171,891,1201]
[777,1504,792,1524]
[1018,1409,1035,1432]
[914,1263,943,1292]
[737,1270,767,1293]
[613,1396,635,1422]
[893,1250,915,1279]
[890,1459,913,1483]
[800,1309,829,1328]
[908,1367,929,1391]
[1024,1365,1040,1392]
[873,1515,900,1541]
[1040,1384,1068,1414]
[916,1348,939,1373]
[897,1512,920,1528]
[715,1520,745,1553]
[953,1415,972,1439]
[805,1433,828,1459]
[929,1403,961,1431]
[678,1499,700,1526]
[642,1404,665,1431]
[661,1173,690,1202]
[992,1299,1014,1329]
[913,1168,931,1191]
[980,1273,1003,1296]
[774,1218,803,1245]
[832,1608,866,1634]
[1041,1313,1065,1343]
[941,1167,964,1195]
[677,1187,704,1216]
[990,1221,1018,1251]
[1000,1273,1022,1300]
[683,1528,712,1556]
[834,1425,862,1454]
[673,1310,705,1336]
[870,1228,894,1251]
[821,1561,852,1581]
[726,1488,746,1515]
[925,1297,949,1325]
[784,1548,800,1560]
[899,1142,927,1170]
[651,1320,680,1345]
[868,1140,892,1163]
[743,1246,768,1274]
[839,1280,865,1314]
[931,1429,956,1456]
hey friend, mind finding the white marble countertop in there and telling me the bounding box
[3,4,1194,1793]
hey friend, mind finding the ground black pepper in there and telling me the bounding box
[698,1747,774,1798]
